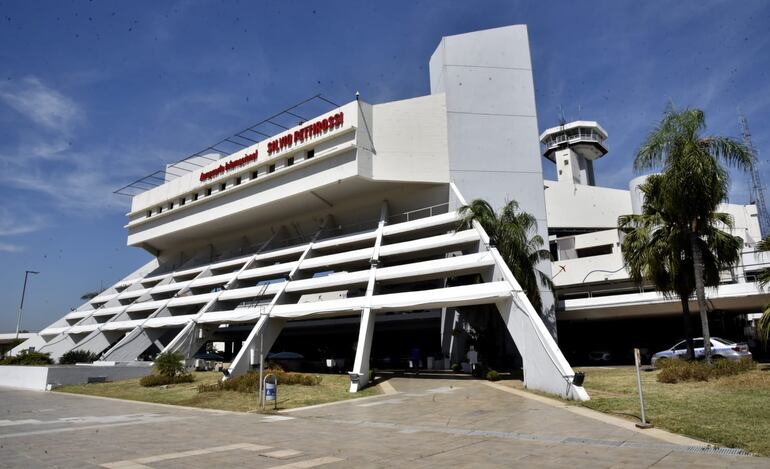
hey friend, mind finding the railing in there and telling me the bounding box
[387,203,449,225]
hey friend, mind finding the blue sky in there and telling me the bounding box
[1,1,769,331]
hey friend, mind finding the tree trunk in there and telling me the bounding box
[690,231,713,363]
[679,295,695,360]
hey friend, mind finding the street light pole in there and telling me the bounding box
[15,270,39,340]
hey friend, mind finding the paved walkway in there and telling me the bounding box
[0,377,767,468]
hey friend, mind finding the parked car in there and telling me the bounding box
[587,350,613,363]
[651,337,752,367]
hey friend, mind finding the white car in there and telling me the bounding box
[651,337,752,367]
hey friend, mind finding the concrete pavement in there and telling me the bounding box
[0,376,766,468]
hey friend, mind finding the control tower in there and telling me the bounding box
[540,121,608,186]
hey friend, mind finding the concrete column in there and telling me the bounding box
[349,202,388,392]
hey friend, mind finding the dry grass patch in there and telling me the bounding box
[569,365,770,456]
[55,371,381,412]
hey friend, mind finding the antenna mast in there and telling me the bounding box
[740,113,770,238]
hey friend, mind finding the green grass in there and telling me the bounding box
[569,365,770,456]
[55,371,381,413]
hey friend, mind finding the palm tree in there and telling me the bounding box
[619,174,743,359]
[634,105,753,362]
[458,199,552,314]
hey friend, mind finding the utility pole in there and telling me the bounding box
[741,113,770,238]
[16,270,40,340]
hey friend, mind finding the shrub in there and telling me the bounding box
[198,370,322,394]
[153,351,186,378]
[450,362,461,372]
[657,358,755,384]
[486,370,501,381]
[0,350,53,366]
[59,350,99,365]
[140,373,195,387]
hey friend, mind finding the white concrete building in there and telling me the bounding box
[541,121,770,362]
[12,25,587,400]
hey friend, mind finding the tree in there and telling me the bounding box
[153,351,186,377]
[634,105,753,362]
[619,174,743,359]
[458,199,552,314]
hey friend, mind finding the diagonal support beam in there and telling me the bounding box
[349,201,389,392]
[226,222,328,379]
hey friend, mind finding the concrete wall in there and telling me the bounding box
[370,94,450,183]
[429,25,555,332]
[0,365,152,391]
[0,366,50,391]
[545,180,633,230]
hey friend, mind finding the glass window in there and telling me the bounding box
[219,183,226,192]
[180,198,186,206]
[693,339,705,348]
[306,149,315,159]
[673,341,687,351]
[269,164,275,174]
[206,188,212,196]
[193,193,199,201]
[287,156,294,167]
[235,176,242,186]
[251,170,258,179]
[146,210,152,218]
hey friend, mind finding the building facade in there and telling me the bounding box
[16,25,587,400]
[541,121,770,363]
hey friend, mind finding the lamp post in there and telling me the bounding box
[16,270,39,340]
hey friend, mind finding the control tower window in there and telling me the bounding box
[179,197,186,206]
[251,170,258,179]
[235,176,242,186]
[287,156,294,167]
[306,149,315,159]
[268,164,275,174]
[146,210,152,218]
[193,192,199,201]
[167,202,173,211]
[219,183,226,192]
[206,187,212,197]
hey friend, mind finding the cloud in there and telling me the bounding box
[0,207,46,236]
[0,77,82,134]
[0,242,24,253]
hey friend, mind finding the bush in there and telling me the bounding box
[140,373,195,387]
[198,369,322,394]
[450,362,461,372]
[486,370,501,381]
[0,350,53,366]
[153,351,186,378]
[657,358,755,384]
[59,350,99,365]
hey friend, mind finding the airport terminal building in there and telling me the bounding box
[14,24,770,396]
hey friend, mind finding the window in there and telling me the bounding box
[251,170,258,179]
[206,188,212,196]
[168,202,173,210]
[146,210,152,218]
[563,159,569,165]
[219,183,226,192]
[179,197,186,206]
[306,148,315,159]
[193,192,199,201]
[576,244,613,258]
[158,206,163,213]
[287,156,294,167]
[235,176,242,186]
[268,164,275,174]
